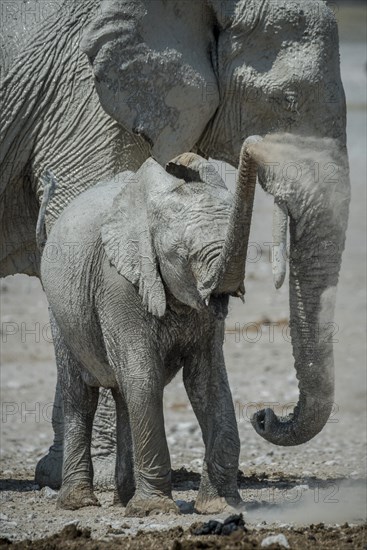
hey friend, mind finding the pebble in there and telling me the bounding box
[261,534,290,548]
[64,520,79,527]
[193,514,245,536]
[0,513,9,521]
[176,500,194,514]
[42,486,58,499]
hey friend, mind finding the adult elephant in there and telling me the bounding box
[1,0,350,486]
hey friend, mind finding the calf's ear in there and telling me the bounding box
[101,165,166,318]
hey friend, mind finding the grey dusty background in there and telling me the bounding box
[0,1,366,541]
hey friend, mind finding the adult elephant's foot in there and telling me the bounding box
[92,455,115,489]
[195,493,246,514]
[57,483,100,510]
[125,495,180,517]
[35,447,63,489]
[113,479,136,507]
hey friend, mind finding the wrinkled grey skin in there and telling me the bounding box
[1,0,349,490]
[41,142,259,515]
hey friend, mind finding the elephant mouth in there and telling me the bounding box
[200,242,224,273]
[192,242,224,303]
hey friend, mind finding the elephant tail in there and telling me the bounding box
[36,170,58,252]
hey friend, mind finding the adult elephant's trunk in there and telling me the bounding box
[251,145,350,446]
[214,135,262,296]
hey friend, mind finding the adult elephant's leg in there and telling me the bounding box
[35,308,64,489]
[118,357,179,517]
[111,388,135,506]
[35,378,64,489]
[48,314,100,510]
[183,346,243,514]
[91,388,116,489]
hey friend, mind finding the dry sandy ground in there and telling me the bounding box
[1,5,366,549]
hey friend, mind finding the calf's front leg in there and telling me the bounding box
[183,344,243,514]
[116,354,179,517]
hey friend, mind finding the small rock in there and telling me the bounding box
[261,534,290,548]
[0,514,9,521]
[193,514,245,536]
[64,520,79,527]
[176,500,194,514]
[107,526,125,535]
[42,486,58,499]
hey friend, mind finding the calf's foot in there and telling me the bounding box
[195,494,245,514]
[57,483,100,510]
[125,495,180,517]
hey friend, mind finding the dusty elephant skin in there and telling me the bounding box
[41,139,260,516]
[0,0,349,495]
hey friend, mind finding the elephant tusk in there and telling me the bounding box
[272,200,288,289]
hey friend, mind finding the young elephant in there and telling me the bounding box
[41,136,262,516]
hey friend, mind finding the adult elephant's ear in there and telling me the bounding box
[101,162,166,318]
[81,0,219,164]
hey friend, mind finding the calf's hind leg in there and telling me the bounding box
[50,313,100,510]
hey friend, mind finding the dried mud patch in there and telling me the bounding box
[0,522,365,550]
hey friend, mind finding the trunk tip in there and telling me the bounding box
[243,135,263,156]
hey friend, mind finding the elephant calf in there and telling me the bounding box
[41,137,261,515]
